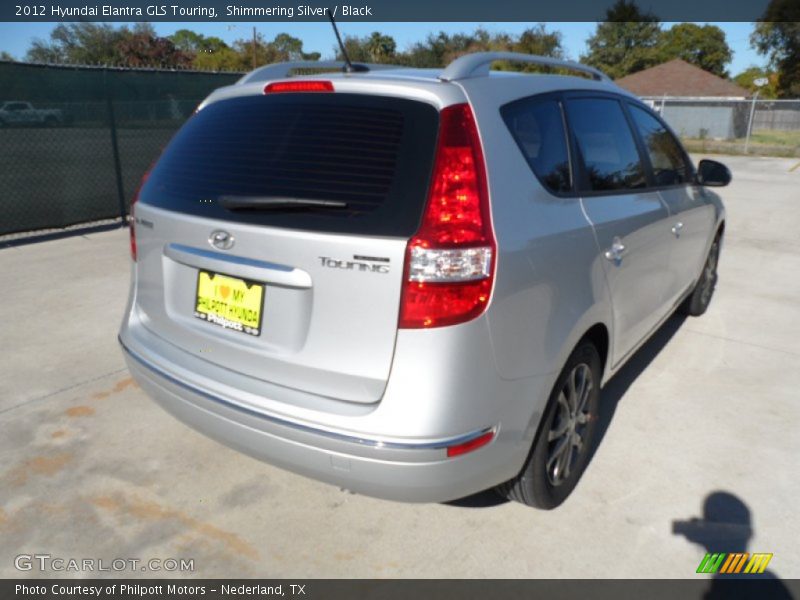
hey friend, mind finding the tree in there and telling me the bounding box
[192,46,241,71]
[233,33,274,69]
[398,26,562,69]
[334,33,397,64]
[269,33,320,61]
[734,66,779,98]
[0,51,14,61]
[168,30,242,71]
[581,0,662,79]
[170,29,206,53]
[499,25,564,73]
[514,25,564,59]
[227,32,320,71]
[365,32,397,63]
[24,23,190,68]
[659,23,732,77]
[26,23,123,65]
[751,0,800,97]
[117,24,191,69]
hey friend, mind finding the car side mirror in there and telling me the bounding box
[696,159,731,187]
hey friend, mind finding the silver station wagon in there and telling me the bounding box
[119,52,729,508]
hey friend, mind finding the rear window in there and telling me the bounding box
[501,97,572,194]
[139,93,439,237]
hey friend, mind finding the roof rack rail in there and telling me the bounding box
[439,52,611,83]
[239,61,404,84]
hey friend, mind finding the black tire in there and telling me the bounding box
[497,341,601,509]
[680,237,720,317]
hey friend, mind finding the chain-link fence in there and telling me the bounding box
[643,96,800,157]
[0,61,242,238]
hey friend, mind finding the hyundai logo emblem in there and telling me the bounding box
[209,230,235,250]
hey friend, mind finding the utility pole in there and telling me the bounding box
[744,78,768,155]
[252,26,257,70]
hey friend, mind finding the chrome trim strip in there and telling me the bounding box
[166,243,294,272]
[119,336,494,451]
[164,243,312,289]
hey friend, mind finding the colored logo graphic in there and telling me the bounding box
[697,552,773,574]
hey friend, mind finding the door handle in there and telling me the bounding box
[671,222,684,237]
[604,238,627,262]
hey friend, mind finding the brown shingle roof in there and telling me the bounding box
[615,59,750,98]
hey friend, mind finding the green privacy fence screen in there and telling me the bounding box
[0,61,241,236]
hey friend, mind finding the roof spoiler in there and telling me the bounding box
[439,52,612,83]
[238,61,403,84]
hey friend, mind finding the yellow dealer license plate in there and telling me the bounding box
[194,271,264,337]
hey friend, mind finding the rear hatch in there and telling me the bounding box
[132,90,439,404]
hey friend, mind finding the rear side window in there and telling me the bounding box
[139,93,439,237]
[501,98,571,194]
[629,104,691,187]
[565,98,646,192]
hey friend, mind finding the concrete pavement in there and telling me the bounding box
[1,155,798,579]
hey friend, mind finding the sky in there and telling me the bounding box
[0,21,765,76]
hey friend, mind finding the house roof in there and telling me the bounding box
[615,59,750,98]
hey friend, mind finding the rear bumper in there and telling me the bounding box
[120,337,524,503]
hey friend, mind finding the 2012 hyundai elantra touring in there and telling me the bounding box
[119,52,729,508]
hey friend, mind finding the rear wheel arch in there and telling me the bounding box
[498,337,603,508]
[549,317,612,392]
[520,319,610,449]
[716,220,725,241]
[582,323,610,381]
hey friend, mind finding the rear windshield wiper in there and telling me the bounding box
[220,196,348,211]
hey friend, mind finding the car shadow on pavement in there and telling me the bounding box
[445,488,509,508]
[673,490,794,599]
[585,312,687,469]
[446,312,688,509]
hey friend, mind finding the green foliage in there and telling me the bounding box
[116,24,191,69]
[0,51,13,61]
[191,47,242,72]
[170,29,241,71]
[334,32,398,64]
[169,29,206,53]
[376,25,562,69]
[582,2,734,80]
[400,31,478,67]
[27,23,123,65]
[272,32,320,61]
[580,1,662,79]
[365,32,397,63]
[659,23,732,77]
[23,24,320,72]
[733,66,779,98]
[18,19,754,86]
[25,23,189,68]
[751,0,800,97]
[230,32,320,70]
[515,25,564,59]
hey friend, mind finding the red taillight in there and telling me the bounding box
[399,103,495,329]
[264,80,334,94]
[446,430,495,458]
[129,170,150,262]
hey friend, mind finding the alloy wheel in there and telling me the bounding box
[700,242,719,306]
[546,363,593,487]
